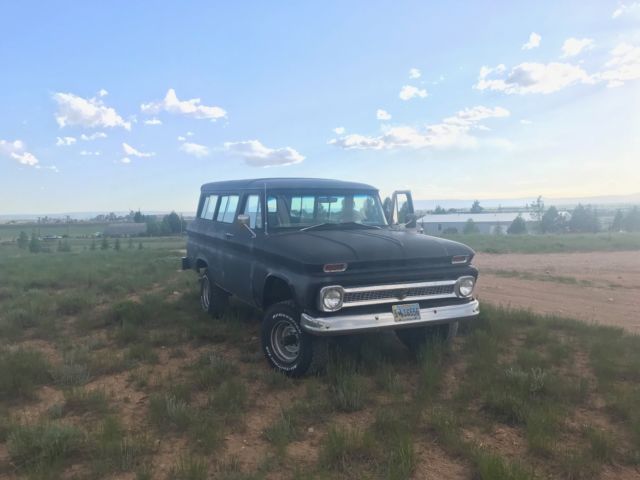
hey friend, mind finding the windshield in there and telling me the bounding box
[266,190,388,230]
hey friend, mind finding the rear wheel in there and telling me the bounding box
[200,269,229,318]
[261,301,327,377]
[396,321,458,353]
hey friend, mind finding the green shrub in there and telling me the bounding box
[0,348,50,401]
[7,422,84,472]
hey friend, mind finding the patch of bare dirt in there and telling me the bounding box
[474,251,640,333]
[412,440,470,479]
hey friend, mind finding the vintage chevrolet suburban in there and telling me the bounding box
[183,178,479,376]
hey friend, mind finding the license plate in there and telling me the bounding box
[392,303,421,322]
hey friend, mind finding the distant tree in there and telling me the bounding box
[507,215,527,234]
[163,211,182,234]
[382,197,392,222]
[470,200,483,213]
[101,237,109,250]
[533,196,545,224]
[624,206,640,232]
[138,241,143,250]
[90,239,96,251]
[569,204,599,233]
[434,205,446,214]
[28,233,41,253]
[463,219,479,234]
[610,210,624,232]
[17,231,29,249]
[128,238,134,249]
[57,240,71,252]
[540,206,564,233]
[114,238,121,251]
[494,225,504,235]
[133,210,145,223]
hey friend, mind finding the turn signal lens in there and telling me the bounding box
[323,263,348,273]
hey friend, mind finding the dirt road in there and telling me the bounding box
[474,251,640,334]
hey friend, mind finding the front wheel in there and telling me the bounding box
[261,301,327,377]
[200,269,229,318]
[395,321,458,353]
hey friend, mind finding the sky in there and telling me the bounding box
[1,1,639,214]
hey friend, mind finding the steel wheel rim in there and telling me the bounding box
[201,277,210,311]
[271,319,300,363]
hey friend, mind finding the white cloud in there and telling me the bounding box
[177,136,186,142]
[141,88,226,121]
[0,139,39,166]
[409,68,421,79]
[120,157,131,164]
[612,2,640,18]
[144,118,162,125]
[122,143,155,158]
[399,85,428,100]
[186,131,194,136]
[79,150,101,156]
[376,109,392,120]
[224,140,304,167]
[98,88,108,97]
[520,119,533,125]
[333,127,345,135]
[329,105,509,151]
[522,32,541,50]
[474,62,592,94]
[55,136,76,147]
[53,92,131,130]
[180,142,210,157]
[593,42,640,87]
[561,37,594,57]
[80,132,107,141]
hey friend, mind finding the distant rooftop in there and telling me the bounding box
[201,178,377,192]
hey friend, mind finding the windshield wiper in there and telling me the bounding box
[300,222,382,232]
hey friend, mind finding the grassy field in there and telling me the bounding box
[1,239,639,479]
[443,232,640,254]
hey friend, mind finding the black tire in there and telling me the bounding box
[200,269,229,319]
[261,301,327,377]
[395,321,458,353]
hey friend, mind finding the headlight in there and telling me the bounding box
[319,286,344,312]
[455,276,475,298]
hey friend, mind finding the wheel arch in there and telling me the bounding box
[262,274,296,310]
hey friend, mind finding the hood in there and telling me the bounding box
[264,228,474,266]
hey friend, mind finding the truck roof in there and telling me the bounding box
[201,178,377,192]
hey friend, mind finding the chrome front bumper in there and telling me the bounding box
[301,299,480,335]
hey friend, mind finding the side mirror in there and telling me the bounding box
[236,214,256,238]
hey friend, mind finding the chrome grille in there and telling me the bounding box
[342,280,457,307]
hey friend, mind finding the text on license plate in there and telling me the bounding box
[392,303,421,322]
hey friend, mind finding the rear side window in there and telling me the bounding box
[243,195,262,229]
[200,194,218,220]
[216,195,239,223]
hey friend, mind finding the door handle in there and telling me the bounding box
[225,232,234,239]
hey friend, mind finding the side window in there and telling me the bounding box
[216,195,239,223]
[200,194,218,220]
[243,195,262,229]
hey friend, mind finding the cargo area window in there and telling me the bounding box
[216,195,239,223]
[200,194,219,220]
[243,195,263,229]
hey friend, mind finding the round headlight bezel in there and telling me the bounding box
[455,276,475,298]
[319,285,344,312]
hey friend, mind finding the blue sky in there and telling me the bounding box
[1,1,639,214]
